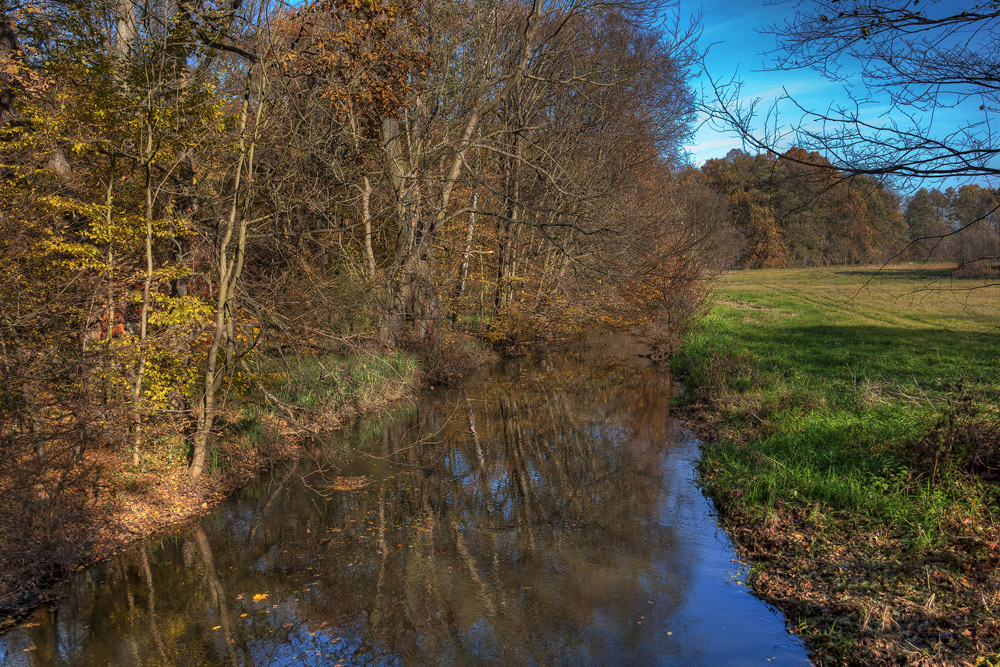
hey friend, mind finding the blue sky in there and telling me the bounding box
[684,0,799,163]
[682,0,989,190]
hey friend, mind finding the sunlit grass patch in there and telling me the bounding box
[674,264,1000,665]
[211,350,419,476]
[265,350,418,413]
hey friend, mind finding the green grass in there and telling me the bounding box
[266,350,418,412]
[214,350,419,474]
[676,265,998,534]
[673,265,1000,664]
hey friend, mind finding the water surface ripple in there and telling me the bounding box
[0,340,810,666]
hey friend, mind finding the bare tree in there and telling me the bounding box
[377,0,698,344]
[707,0,999,182]
[702,0,1000,278]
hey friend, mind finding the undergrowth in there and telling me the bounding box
[264,349,418,414]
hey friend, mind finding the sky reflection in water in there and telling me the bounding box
[0,340,810,666]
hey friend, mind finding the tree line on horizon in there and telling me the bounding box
[680,147,1000,273]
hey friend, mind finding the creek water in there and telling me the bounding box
[0,339,810,666]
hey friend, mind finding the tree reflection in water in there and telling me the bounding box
[0,341,807,666]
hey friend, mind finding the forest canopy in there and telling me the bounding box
[690,147,906,269]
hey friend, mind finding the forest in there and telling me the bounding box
[0,0,709,617]
[0,0,709,462]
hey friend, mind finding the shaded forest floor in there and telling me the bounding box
[0,349,431,631]
[673,264,1000,666]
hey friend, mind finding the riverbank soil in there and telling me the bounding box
[0,350,419,630]
[673,265,1000,666]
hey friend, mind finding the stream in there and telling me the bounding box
[0,339,810,666]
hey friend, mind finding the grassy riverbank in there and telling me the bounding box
[0,349,420,629]
[673,265,1000,666]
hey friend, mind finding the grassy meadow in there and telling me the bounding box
[673,265,1000,665]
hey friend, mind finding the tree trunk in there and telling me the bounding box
[450,192,477,324]
[379,109,481,345]
[0,9,18,128]
[130,117,156,467]
[495,219,518,314]
[191,78,262,482]
[362,175,376,280]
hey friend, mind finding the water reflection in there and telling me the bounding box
[0,340,810,666]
